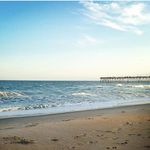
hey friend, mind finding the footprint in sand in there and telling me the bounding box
[87,140,98,144]
[74,133,86,139]
[70,146,76,149]
[112,146,117,149]
[51,138,59,142]
[144,145,150,148]
[77,143,83,146]
[96,134,104,137]
[105,130,116,134]
[106,147,110,149]
[125,122,133,126]
[106,146,117,149]
[121,111,126,113]
[128,133,135,136]
[137,134,141,136]
[117,141,128,145]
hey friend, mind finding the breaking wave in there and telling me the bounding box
[0,104,50,112]
[0,81,150,118]
[0,106,21,112]
[24,104,49,110]
[0,91,27,98]
[129,85,150,89]
[116,84,123,87]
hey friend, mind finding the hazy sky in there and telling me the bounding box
[0,1,150,80]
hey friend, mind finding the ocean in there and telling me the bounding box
[0,81,150,118]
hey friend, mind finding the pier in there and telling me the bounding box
[100,76,150,82]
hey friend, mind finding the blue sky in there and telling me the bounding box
[0,1,150,80]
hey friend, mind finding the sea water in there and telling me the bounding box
[0,81,150,118]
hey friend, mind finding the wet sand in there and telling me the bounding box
[0,104,150,150]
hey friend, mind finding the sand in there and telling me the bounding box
[0,104,150,150]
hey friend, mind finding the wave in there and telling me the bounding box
[0,106,21,112]
[24,104,49,110]
[0,104,50,112]
[0,91,27,98]
[129,85,150,89]
[72,92,93,96]
[116,84,123,87]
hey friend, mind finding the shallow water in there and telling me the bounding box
[0,81,150,118]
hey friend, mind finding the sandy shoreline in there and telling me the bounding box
[0,104,150,150]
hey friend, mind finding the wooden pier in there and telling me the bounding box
[100,76,150,82]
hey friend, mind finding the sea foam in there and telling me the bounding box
[0,91,27,98]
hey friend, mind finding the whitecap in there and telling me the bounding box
[133,85,144,88]
[116,84,123,87]
[24,104,49,110]
[0,106,21,112]
[72,92,93,96]
[0,91,27,98]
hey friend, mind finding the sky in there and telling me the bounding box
[0,1,150,80]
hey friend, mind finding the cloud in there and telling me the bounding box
[76,34,103,47]
[80,1,150,35]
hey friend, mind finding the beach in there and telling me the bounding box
[0,104,150,150]
[1,1,150,149]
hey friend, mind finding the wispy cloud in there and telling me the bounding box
[76,34,103,47]
[80,1,150,35]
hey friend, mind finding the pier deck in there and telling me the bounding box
[100,76,150,82]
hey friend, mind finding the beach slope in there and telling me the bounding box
[0,104,150,150]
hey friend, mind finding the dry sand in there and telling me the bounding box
[0,104,150,150]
